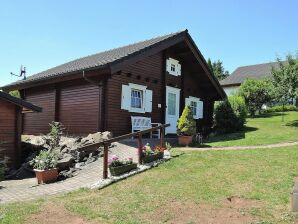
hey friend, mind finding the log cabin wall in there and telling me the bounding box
[59,81,100,135]
[22,79,101,135]
[23,86,56,134]
[106,52,163,136]
[166,50,215,132]
[0,99,19,166]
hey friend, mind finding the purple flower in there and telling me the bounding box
[111,155,119,161]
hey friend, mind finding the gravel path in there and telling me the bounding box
[179,141,298,151]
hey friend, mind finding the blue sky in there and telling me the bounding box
[0,0,297,86]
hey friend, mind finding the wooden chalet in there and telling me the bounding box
[2,30,226,137]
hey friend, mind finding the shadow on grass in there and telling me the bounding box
[249,112,287,118]
[190,126,258,147]
[286,120,298,127]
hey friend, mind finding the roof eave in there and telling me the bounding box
[0,92,42,112]
[2,65,111,91]
[184,32,226,100]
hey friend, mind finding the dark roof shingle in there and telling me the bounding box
[220,61,281,86]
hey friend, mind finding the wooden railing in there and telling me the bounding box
[78,124,170,179]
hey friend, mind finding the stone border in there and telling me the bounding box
[89,154,171,189]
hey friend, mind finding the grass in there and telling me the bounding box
[202,111,298,147]
[1,146,298,223]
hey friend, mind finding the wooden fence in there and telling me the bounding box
[78,124,170,179]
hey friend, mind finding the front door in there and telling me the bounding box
[165,86,180,134]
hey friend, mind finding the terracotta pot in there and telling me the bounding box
[34,168,58,184]
[178,135,193,146]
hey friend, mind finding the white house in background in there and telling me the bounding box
[220,61,280,96]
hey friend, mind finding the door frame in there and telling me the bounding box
[165,86,180,134]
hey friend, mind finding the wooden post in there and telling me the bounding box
[138,133,143,164]
[160,125,165,148]
[103,143,109,179]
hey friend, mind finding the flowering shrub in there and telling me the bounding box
[142,143,164,156]
[108,155,134,168]
[30,150,58,170]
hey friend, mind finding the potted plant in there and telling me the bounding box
[177,106,197,146]
[109,155,137,176]
[30,150,58,184]
[142,143,164,163]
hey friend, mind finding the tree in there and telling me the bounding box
[214,96,247,134]
[207,58,229,80]
[271,54,298,108]
[177,106,196,136]
[239,78,272,116]
[9,90,20,98]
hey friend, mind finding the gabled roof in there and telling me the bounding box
[0,91,42,112]
[2,30,225,99]
[220,61,281,86]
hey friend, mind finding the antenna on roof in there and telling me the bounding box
[10,65,26,80]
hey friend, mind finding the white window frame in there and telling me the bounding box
[121,83,153,114]
[166,58,181,76]
[185,96,203,119]
[128,83,147,113]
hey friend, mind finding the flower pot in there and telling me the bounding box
[178,135,193,146]
[109,163,138,176]
[34,168,58,184]
[142,152,164,163]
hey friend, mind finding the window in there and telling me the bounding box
[166,58,181,76]
[168,93,176,115]
[121,83,153,113]
[185,96,203,119]
[131,89,143,109]
[190,101,197,116]
[171,64,176,72]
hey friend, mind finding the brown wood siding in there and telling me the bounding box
[59,83,100,135]
[184,72,214,131]
[0,99,18,166]
[23,87,56,134]
[106,52,163,136]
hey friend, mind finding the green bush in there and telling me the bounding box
[177,106,196,136]
[264,105,297,113]
[214,96,247,134]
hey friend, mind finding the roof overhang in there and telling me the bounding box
[0,91,42,112]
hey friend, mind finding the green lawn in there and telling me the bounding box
[202,111,298,147]
[1,146,298,223]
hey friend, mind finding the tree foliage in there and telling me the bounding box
[177,106,196,136]
[9,90,20,98]
[239,78,272,116]
[214,96,247,134]
[207,58,229,80]
[271,54,298,104]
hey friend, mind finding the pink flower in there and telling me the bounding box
[128,157,133,161]
[111,155,119,161]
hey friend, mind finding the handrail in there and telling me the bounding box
[79,123,170,179]
[78,123,170,151]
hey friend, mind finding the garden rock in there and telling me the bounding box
[15,131,112,181]
[57,155,75,171]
